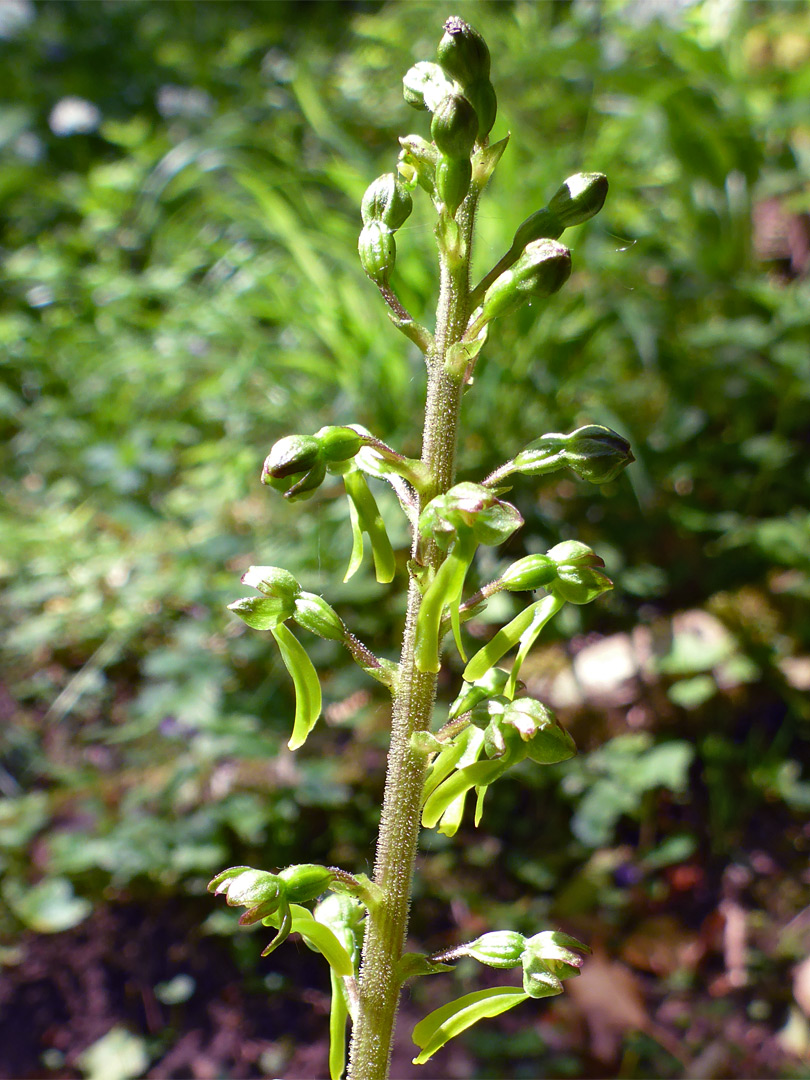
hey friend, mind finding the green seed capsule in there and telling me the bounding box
[278,863,335,904]
[315,425,364,463]
[361,173,413,231]
[435,156,472,217]
[547,172,609,227]
[437,15,491,85]
[293,592,346,641]
[358,221,396,286]
[464,930,526,968]
[500,554,557,591]
[431,93,478,160]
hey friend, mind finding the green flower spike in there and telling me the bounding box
[436,16,497,139]
[415,483,523,672]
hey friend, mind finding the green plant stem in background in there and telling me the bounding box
[348,194,479,1080]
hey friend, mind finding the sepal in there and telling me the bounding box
[403,61,458,112]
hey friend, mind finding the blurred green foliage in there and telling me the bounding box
[2,0,810,1075]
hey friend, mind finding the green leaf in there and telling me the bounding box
[412,986,529,1064]
[270,623,322,750]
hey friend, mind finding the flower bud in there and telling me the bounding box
[419,482,523,550]
[431,93,478,160]
[361,173,413,231]
[358,221,396,287]
[546,541,612,605]
[560,424,634,483]
[479,239,572,323]
[524,930,588,978]
[522,951,564,998]
[278,863,335,904]
[208,866,284,925]
[435,157,472,217]
[263,434,321,480]
[464,77,497,139]
[463,930,526,968]
[228,594,296,630]
[314,425,364,464]
[547,540,604,567]
[500,554,557,591]
[547,172,609,227]
[293,592,345,641]
[504,698,576,764]
[436,16,491,85]
[403,61,457,112]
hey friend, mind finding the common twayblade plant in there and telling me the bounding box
[210,16,633,1079]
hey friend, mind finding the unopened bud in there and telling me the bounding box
[546,542,612,606]
[500,554,557,591]
[293,592,345,641]
[480,239,571,323]
[464,77,497,139]
[437,16,491,85]
[547,172,608,227]
[208,866,283,925]
[263,435,321,480]
[560,424,634,483]
[435,157,472,217]
[361,173,413,231]
[358,221,396,287]
[431,93,478,160]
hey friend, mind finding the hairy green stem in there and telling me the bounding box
[347,193,479,1080]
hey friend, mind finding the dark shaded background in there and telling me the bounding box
[2,1,810,1076]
